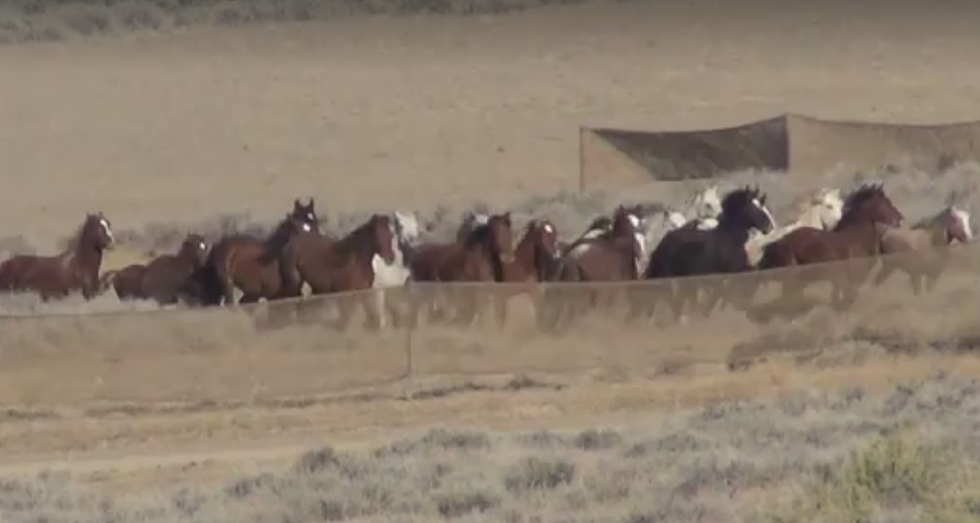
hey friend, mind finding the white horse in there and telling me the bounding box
[371,210,421,328]
[744,187,844,266]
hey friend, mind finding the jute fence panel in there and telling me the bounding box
[0,242,977,409]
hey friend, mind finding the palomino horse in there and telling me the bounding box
[744,187,844,266]
[540,206,641,331]
[660,183,725,231]
[756,183,904,314]
[103,233,210,305]
[409,212,515,326]
[872,205,973,295]
[0,213,115,301]
[278,214,397,330]
[371,211,422,328]
[633,186,776,321]
[198,199,320,306]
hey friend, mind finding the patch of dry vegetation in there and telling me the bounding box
[0,0,593,44]
[2,373,979,522]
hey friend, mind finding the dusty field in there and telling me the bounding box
[3,1,980,521]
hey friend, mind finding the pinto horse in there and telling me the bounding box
[278,213,396,330]
[872,205,973,295]
[198,199,320,306]
[632,186,776,321]
[103,234,210,305]
[409,212,515,326]
[539,207,641,331]
[0,213,115,301]
[756,183,904,313]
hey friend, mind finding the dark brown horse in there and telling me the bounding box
[0,213,115,301]
[756,183,904,313]
[198,199,320,306]
[278,214,397,330]
[539,206,641,331]
[103,234,210,305]
[409,212,515,325]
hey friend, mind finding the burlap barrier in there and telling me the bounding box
[580,113,980,189]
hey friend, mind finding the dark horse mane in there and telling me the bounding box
[330,215,385,261]
[835,183,887,230]
[258,216,304,263]
[463,219,507,281]
[717,186,763,228]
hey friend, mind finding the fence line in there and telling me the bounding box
[0,242,976,407]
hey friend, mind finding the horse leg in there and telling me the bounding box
[872,262,895,287]
[361,291,384,332]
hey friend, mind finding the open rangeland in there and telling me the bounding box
[3,1,980,522]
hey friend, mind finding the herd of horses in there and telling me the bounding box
[0,182,971,330]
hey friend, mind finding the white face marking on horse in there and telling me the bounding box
[542,223,554,235]
[306,212,316,224]
[301,222,312,232]
[952,208,973,241]
[99,218,114,242]
[199,242,207,251]
[473,213,489,225]
[752,198,776,232]
[626,213,641,230]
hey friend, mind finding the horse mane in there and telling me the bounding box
[842,184,884,213]
[719,187,761,216]
[332,215,379,258]
[61,215,95,253]
[259,216,300,261]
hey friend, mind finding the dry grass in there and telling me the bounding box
[2,372,980,522]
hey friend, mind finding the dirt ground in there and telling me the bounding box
[3,1,980,520]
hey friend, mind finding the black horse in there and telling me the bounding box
[629,186,776,321]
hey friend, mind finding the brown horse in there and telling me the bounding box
[103,234,210,305]
[198,199,320,306]
[756,183,904,312]
[872,205,973,295]
[492,219,562,323]
[0,213,115,301]
[278,214,396,330]
[409,212,515,325]
[539,206,641,331]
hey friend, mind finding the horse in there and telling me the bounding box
[633,186,776,321]
[872,205,973,295]
[408,212,515,326]
[744,187,844,266]
[491,219,562,323]
[756,183,904,313]
[0,213,115,301]
[278,214,397,330]
[539,206,642,331]
[197,199,320,306]
[456,210,491,243]
[658,184,725,231]
[370,210,422,328]
[102,234,210,306]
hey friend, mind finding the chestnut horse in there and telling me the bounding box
[492,219,561,324]
[408,212,515,326]
[0,213,115,301]
[103,234,210,305]
[756,183,904,313]
[278,214,396,330]
[539,206,641,331]
[872,205,973,295]
[198,199,320,306]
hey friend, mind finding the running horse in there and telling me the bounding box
[872,205,972,295]
[278,213,396,330]
[197,199,320,306]
[408,212,515,326]
[539,206,642,331]
[102,233,210,305]
[0,212,115,301]
[756,183,904,316]
[493,218,562,324]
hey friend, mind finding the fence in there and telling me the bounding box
[1,241,977,410]
[579,113,980,191]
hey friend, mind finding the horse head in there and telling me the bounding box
[527,219,561,260]
[81,212,115,252]
[690,184,723,219]
[841,183,903,228]
[366,214,397,264]
[291,197,320,234]
[393,210,421,245]
[179,233,210,268]
[481,212,515,264]
[945,206,973,243]
[719,186,776,234]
